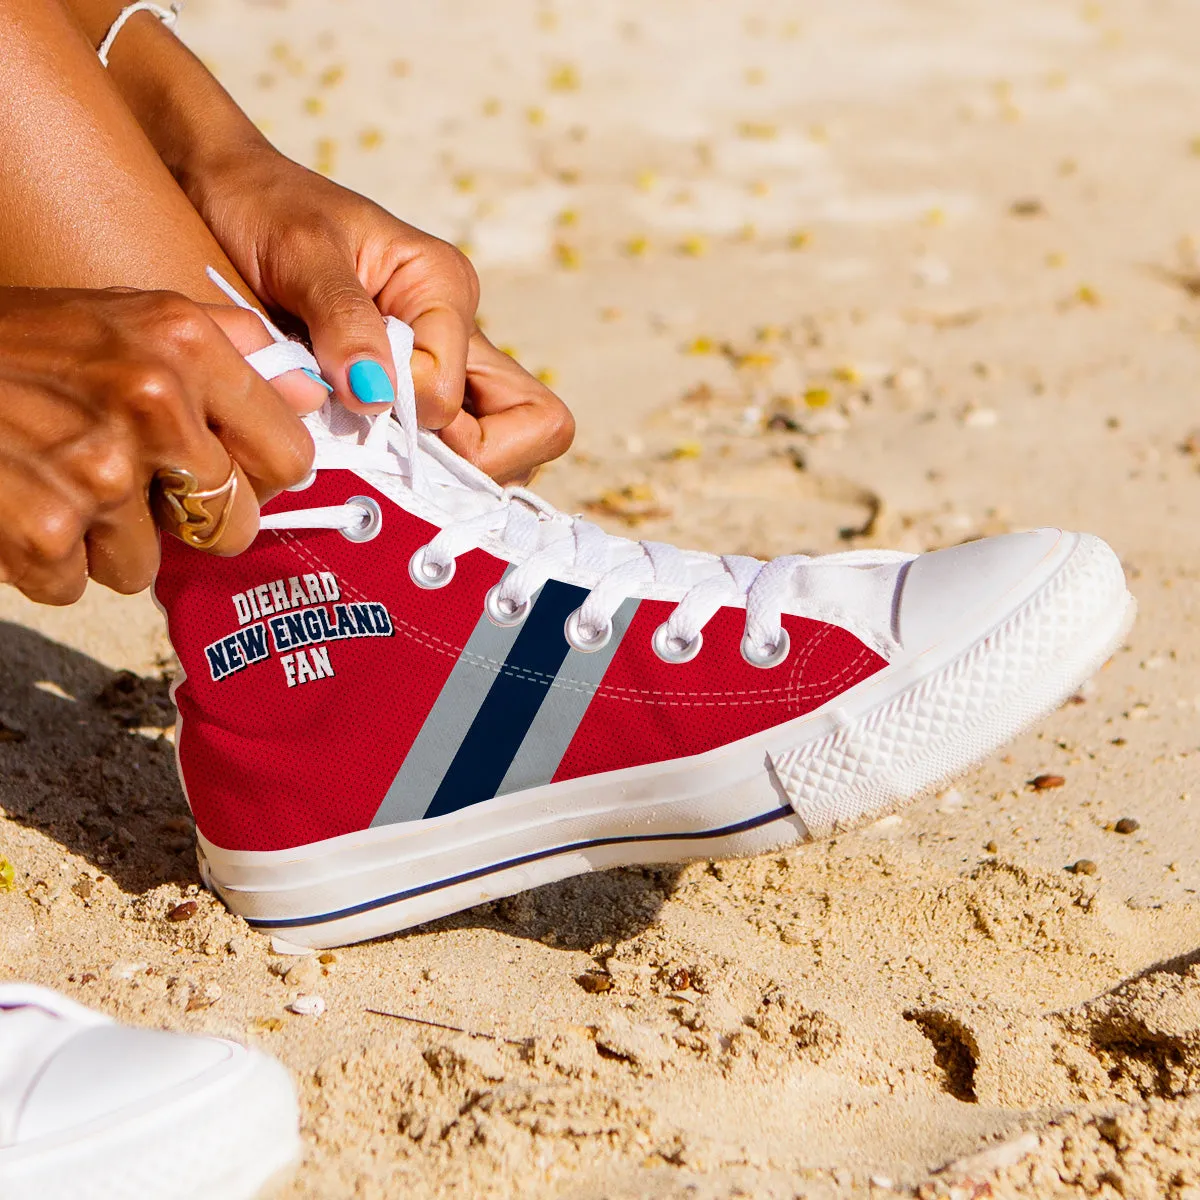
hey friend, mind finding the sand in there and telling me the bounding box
[2,0,1200,1195]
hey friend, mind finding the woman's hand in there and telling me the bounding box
[0,286,316,604]
[187,148,574,485]
[61,4,574,484]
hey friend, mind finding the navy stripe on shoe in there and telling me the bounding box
[422,580,587,820]
[370,568,527,828]
[242,805,794,930]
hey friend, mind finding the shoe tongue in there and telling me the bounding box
[304,391,507,525]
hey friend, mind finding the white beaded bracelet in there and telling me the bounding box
[97,2,182,68]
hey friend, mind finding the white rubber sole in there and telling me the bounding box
[198,532,1134,949]
[0,1044,300,1200]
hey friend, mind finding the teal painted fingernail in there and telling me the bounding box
[302,368,334,393]
[348,359,395,405]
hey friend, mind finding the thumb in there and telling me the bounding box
[272,260,398,414]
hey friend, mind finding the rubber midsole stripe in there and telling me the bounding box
[241,805,794,929]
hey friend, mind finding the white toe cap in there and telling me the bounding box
[15,1025,239,1143]
[897,528,1075,654]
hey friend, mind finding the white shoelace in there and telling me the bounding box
[215,269,914,667]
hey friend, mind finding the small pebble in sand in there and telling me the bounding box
[553,241,581,270]
[1070,859,1098,876]
[984,841,998,854]
[548,63,580,92]
[1113,817,1140,834]
[166,900,198,922]
[737,120,778,140]
[284,960,321,990]
[288,994,326,1017]
[0,717,27,743]
[1030,774,1066,791]
[1009,197,1044,217]
[962,406,998,429]
[576,971,613,994]
[186,983,222,1012]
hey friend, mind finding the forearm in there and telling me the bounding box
[0,0,243,293]
[62,0,273,200]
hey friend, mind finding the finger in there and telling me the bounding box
[85,491,161,594]
[376,246,478,429]
[406,304,470,431]
[150,450,262,560]
[438,333,575,484]
[261,255,399,415]
[14,542,89,606]
[0,377,139,517]
[0,453,90,606]
[203,304,332,416]
[54,421,162,590]
[131,294,315,502]
[0,379,154,595]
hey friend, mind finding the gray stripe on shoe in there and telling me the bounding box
[495,597,641,797]
[371,576,526,827]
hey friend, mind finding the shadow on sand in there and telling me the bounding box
[0,619,679,946]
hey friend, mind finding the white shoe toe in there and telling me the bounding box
[896,528,1070,655]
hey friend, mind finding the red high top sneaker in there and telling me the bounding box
[154,306,1135,949]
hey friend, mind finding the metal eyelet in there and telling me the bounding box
[484,584,531,628]
[287,470,317,492]
[652,623,703,664]
[340,496,383,543]
[408,543,455,589]
[564,608,612,653]
[740,627,790,669]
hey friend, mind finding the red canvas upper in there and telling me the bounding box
[155,470,886,852]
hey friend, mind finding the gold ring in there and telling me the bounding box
[151,463,239,551]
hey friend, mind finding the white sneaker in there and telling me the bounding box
[0,984,300,1200]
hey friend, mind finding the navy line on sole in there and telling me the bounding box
[242,805,795,930]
